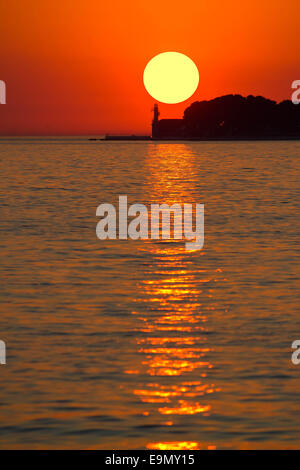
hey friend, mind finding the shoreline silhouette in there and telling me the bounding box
[90,94,300,141]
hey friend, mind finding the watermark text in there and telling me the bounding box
[0,80,6,104]
[291,80,300,105]
[96,196,204,251]
[0,340,6,365]
[291,340,300,365]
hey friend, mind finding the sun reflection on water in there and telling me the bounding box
[125,144,222,450]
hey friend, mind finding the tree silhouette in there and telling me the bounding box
[182,94,300,139]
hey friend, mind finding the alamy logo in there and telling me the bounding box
[291,80,300,105]
[0,340,6,365]
[96,196,204,251]
[291,340,300,365]
[0,80,6,104]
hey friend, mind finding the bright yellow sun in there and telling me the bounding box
[143,52,199,104]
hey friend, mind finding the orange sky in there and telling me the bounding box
[0,0,299,135]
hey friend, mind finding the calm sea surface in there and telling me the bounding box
[0,139,299,449]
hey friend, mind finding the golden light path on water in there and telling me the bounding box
[125,144,223,450]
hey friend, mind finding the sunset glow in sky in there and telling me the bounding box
[0,0,299,135]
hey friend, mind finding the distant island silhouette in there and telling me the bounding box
[91,94,300,141]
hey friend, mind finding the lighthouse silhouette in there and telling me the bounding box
[151,103,184,140]
[152,103,160,138]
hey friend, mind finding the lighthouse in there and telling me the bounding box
[152,103,160,139]
[151,103,184,139]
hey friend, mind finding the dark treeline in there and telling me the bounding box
[183,94,300,138]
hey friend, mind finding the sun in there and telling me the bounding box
[143,52,199,104]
